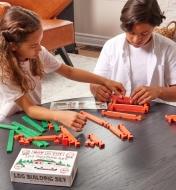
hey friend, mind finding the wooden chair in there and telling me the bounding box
[0,0,74,66]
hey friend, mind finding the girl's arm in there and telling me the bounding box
[15,94,86,131]
[56,64,125,96]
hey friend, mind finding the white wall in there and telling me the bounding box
[74,0,176,46]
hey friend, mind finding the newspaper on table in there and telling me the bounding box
[50,100,107,110]
[10,148,78,187]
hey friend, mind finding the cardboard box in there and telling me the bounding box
[10,148,78,186]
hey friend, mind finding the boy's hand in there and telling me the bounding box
[131,86,161,105]
[58,111,87,132]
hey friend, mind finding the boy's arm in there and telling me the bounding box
[158,85,176,101]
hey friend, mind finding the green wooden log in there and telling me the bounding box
[6,130,15,153]
[22,115,46,133]
[51,121,60,132]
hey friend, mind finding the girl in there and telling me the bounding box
[0,6,125,131]
[90,0,176,105]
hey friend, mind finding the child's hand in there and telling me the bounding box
[131,86,161,105]
[90,80,125,102]
[104,79,126,96]
[58,111,87,132]
[90,84,112,102]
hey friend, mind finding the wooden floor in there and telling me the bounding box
[77,44,102,58]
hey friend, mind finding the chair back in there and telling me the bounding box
[2,0,72,18]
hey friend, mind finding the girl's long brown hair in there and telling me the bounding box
[0,6,44,93]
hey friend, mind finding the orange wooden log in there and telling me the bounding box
[14,134,24,141]
[85,139,95,148]
[165,115,176,123]
[18,137,30,145]
[17,134,63,145]
[101,110,142,121]
[80,111,110,128]
[108,124,127,140]
[111,95,132,104]
[108,103,149,113]
[62,136,69,146]
[25,134,63,145]
[61,126,80,147]
[107,103,114,111]
[118,124,133,141]
[28,135,58,141]
[48,123,54,131]
[88,133,105,149]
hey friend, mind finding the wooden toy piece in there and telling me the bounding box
[6,130,15,153]
[13,122,49,148]
[15,134,64,146]
[62,133,74,146]
[101,110,142,121]
[165,115,176,123]
[41,120,48,129]
[0,123,19,130]
[61,126,80,147]
[118,124,134,141]
[62,136,69,146]
[108,103,149,114]
[107,103,114,111]
[18,137,30,145]
[12,121,41,136]
[28,135,60,142]
[48,123,54,131]
[108,124,127,140]
[22,115,46,133]
[88,133,105,149]
[14,134,24,141]
[54,134,63,144]
[85,139,95,148]
[53,138,60,144]
[80,111,110,129]
[111,95,132,104]
[51,121,60,132]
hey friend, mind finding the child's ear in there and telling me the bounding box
[9,42,18,51]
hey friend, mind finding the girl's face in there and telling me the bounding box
[13,27,43,61]
[126,23,154,48]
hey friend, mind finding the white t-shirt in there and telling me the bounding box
[94,33,176,96]
[0,46,62,121]
[129,39,153,89]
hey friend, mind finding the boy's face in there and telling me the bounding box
[13,27,43,61]
[126,23,154,48]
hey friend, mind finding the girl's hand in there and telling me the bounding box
[90,84,112,102]
[90,80,126,102]
[58,111,87,132]
[131,86,161,105]
[104,79,126,96]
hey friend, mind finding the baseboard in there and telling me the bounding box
[75,32,110,47]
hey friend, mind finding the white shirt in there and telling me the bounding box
[129,39,153,89]
[0,46,62,121]
[94,33,176,96]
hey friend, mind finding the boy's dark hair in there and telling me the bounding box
[120,0,166,32]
